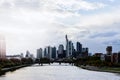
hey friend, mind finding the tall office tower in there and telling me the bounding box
[106,46,112,55]
[46,46,52,59]
[76,42,82,57]
[0,35,6,58]
[44,48,47,58]
[58,44,64,58]
[65,35,74,58]
[51,47,56,59]
[76,42,82,53]
[36,48,43,59]
[68,41,74,57]
[65,35,69,57]
[25,50,31,58]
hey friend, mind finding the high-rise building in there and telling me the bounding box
[76,42,82,54]
[68,41,74,57]
[65,35,74,58]
[76,42,82,58]
[51,47,56,59]
[0,35,6,58]
[58,44,64,58]
[36,48,43,59]
[25,50,31,58]
[46,46,52,59]
[58,44,64,54]
[106,46,112,55]
[65,35,69,57]
[44,48,47,58]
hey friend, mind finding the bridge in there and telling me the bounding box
[35,58,75,66]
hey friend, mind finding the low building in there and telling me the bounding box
[6,55,22,60]
[100,54,105,61]
[94,53,103,57]
[118,52,120,63]
[82,48,89,58]
[111,53,118,63]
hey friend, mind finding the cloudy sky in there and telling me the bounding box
[0,0,120,56]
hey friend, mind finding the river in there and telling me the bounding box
[0,63,120,80]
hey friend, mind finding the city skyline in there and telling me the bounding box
[36,35,89,59]
[0,0,120,55]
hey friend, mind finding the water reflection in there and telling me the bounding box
[0,63,120,80]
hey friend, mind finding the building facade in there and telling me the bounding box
[0,35,6,58]
[37,48,43,59]
[51,47,56,59]
[65,35,74,58]
[58,44,64,58]
[76,42,82,57]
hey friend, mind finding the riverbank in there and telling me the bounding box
[79,65,120,74]
[0,64,32,76]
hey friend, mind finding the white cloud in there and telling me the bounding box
[0,0,106,12]
[0,0,119,55]
[109,0,115,2]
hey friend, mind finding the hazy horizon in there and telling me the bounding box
[0,0,120,56]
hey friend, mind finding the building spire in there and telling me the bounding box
[65,34,68,41]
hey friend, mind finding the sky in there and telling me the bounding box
[0,0,120,56]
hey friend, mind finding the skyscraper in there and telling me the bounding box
[76,42,82,53]
[46,46,52,59]
[51,47,56,59]
[25,50,31,58]
[0,35,6,58]
[69,41,74,57]
[36,48,43,59]
[65,35,74,58]
[44,48,47,58]
[58,44,64,58]
[106,46,112,55]
[65,35,69,57]
[76,42,82,57]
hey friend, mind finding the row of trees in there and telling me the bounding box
[0,58,34,69]
[74,56,120,67]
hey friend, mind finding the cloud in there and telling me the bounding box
[0,0,107,12]
[109,0,115,2]
[89,31,118,38]
[103,40,120,45]
[75,9,120,28]
[0,0,120,55]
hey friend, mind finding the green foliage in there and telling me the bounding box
[0,58,33,69]
[74,56,120,67]
[21,58,33,64]
[39,58,50,63]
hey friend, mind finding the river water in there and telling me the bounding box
[0,63,120,80]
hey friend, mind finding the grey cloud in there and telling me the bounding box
[76,29,90,38]
[89,31,118,38]
[103,39,120,45]
[14,0,40,9]
[0,2,12,8]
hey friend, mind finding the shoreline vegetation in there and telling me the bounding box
[0,64,32,76]
[74,56,120,74]
[78,65,120,74]
[0,56,120,76]
[0,58,34,76]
